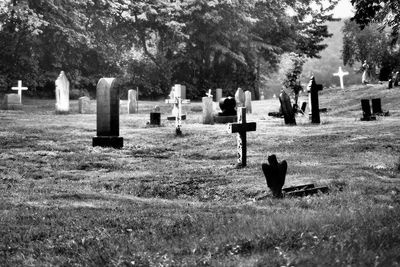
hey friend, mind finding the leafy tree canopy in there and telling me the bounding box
[0,0,339,99]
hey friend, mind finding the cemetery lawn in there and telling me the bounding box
[1,84,400,266]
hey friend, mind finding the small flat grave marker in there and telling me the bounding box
[11,80,28,104]
[227,107,256,168]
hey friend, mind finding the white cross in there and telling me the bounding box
[333,67,349,89]
[165,97,190,135]
[206,89,213,98]
[11,80,28,103]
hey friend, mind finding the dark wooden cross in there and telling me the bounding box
[228,107,256,168]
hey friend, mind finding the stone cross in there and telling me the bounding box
[206,89,213,98]
[166,93,190,135]
[227,107,256,168]
[11,80,28,103]
[307,76,323,124]
[55,71,70,114]
[333,67,349,89]
[92,78,123,148]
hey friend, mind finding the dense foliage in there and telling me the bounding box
[342,19,400,81]
[351,0,400,44]
[0,0,338,99]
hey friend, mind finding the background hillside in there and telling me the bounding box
[262,19,363,99]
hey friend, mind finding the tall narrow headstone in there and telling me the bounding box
[216,88,223,103]
[127,89,137,114]
[360,99,376,121]
[55,71,70,114]
[244,91,252,113]
[78,96,90,114]
[279,90,296,125]
[235,88,245,107]
[307,76,323,124]
[93,78,123,148]
[202,96,214,124]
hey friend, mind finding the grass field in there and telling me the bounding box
[1,84,400,266]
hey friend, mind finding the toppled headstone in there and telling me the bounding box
[262,154,287,198]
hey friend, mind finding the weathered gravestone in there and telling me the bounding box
[372,98,389,116]
[202,96,214,124]
[78,96,90,114]
[360,99,376,121]
[307,76,323,124]
[279,90,296,125]
[235,87,245,107]
[55,71,70,114]
[127,89,137,114]
[394,72,399,87]
[333,66,349,89]
[216,88,223,103]
[214,96,237,123]
[227,107,256,168]
[261,154,329,198]
[150,106,161,126]
[244,91,252,113]
[11,80,28,104]
[92,78,123,148]
[1,94,22,110]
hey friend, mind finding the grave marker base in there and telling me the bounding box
[214,115,237,123]
[360,116,376,121]
[167,114,186,121]
[93,136,123,148]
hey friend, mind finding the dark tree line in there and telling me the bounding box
[0,0,339,99]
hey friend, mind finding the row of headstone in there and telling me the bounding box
[360,98,389,121]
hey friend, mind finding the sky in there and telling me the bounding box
[332,0,355,18]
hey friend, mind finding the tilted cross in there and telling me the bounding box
[11,80,28,103]
[227,107,257,168]
[165,96,190,135]
[333,67,349,89]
